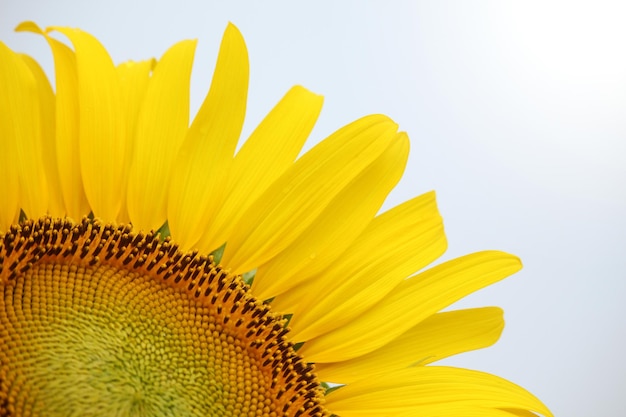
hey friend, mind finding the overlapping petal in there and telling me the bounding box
[16,21,89,219]
[167,23,248,250]
[272,190,446,340]
[325,367,552,417]
[49,26,125,222]
[126,39,196,232]
[299,251,522,362]
[315,307,504,384]
[19,54,63,216]
[198,85,323,254]
[0,40,49,224]
[221,115,399,274]
[0,42,26,229]
[116,58,155,223]
[396,406,529,417]
[251,131,409,301]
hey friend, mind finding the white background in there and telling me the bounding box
[2,1,625,416]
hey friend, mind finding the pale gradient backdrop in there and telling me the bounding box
[2,1,625,416]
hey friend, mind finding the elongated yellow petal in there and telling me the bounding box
[19,54,64,216]
[48,40,88,219]
[396,405,527,417]
[198,85,323,253]
[16,22,90,219]
[299,251,521,362]
[0,42,23,229]
[316,307,504,384]
[116,58,156,224]
[0,42,48,222]
[325,366,552,417]
[272,190,445,340]
[126,39,196,232]
[118,60,156,130]
[222,115,398,274]
[51,27,125,222]
[252,132,409,301]
[167,23,248,250]
[500,409,543,417]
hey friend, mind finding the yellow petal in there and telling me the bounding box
[198,85,323,254]
[16,22,90,219]
[252,131,409,301]
[222,115,399,274]
[126,39,196,232]
[19,54,64,217]
[316,307,504,384]
[299,251,521,362]
[500,410,543,417]
[0,41,48,223]
[325,366,552,417]
[51,26,125,222]
[0,42,24,229]
[118,60,156,132]
[48,41,88,219]
[397,405,526,417]
[394,404,537,417]
[116,58,156,224]
[272,190,446,340]
[167,23,248,249]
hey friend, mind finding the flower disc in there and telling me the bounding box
[0,218,326,417]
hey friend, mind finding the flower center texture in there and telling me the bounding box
[0,218,326,417]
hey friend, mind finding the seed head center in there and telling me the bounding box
[0,218,327,417]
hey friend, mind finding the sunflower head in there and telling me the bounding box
[0,21,552,417]
[0,218,327,416]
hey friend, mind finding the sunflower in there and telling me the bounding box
[0,21,552,417]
